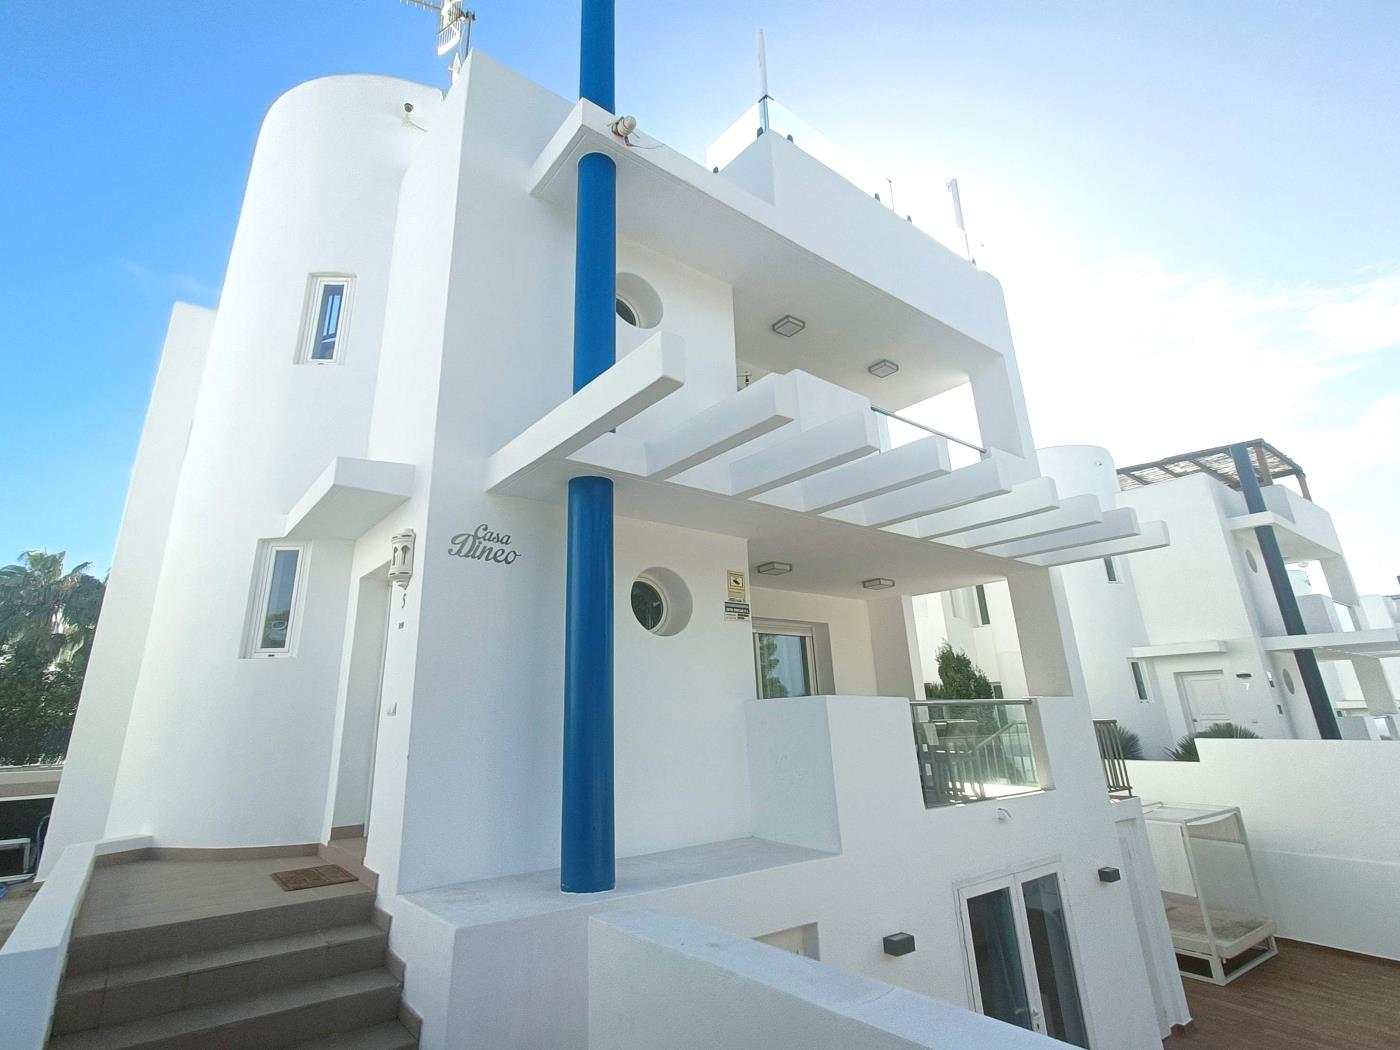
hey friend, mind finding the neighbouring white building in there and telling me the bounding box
[917,442,1400,759]
[9,48,1200,1050]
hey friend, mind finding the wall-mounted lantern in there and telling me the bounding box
[389,530,416,587]
[882,932,916,957]
[1097,866,1121,884]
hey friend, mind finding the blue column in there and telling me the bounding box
[562,0,617,894]
[1228,444,1340,740]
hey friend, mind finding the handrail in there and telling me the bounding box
[871,406,987,456]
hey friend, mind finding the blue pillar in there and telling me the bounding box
[562,0,617,894]
[1228,444,1340,740]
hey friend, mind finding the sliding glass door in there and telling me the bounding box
[961,867,1090,1047]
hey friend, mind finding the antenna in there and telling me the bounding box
[401,0,475,76]
[756,29,771,133]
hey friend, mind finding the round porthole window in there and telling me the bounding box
[615,272,663,329]
[631,578,666,633]
[629,568,693,636]
[1245,548,1259,573]
[1282,668,1297,694]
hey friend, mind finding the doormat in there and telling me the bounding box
[270,864,356,892]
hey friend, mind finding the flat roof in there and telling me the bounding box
[1117,439,1306,493]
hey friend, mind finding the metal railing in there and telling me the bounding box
[871,406,987,457]
[910,700,1041,809]
[1093,719,1134,797]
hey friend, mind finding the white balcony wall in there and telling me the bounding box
[395,695,1163,1050]
[1129,739,1400,961]
[41,305,214,873]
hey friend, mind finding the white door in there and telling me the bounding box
[1180,670,1229,732]
[960,866,1091,1048]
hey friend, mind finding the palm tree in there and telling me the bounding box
[0,550,105,670]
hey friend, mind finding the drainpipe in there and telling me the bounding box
[561,0,617,893]
[1228,444,1340,739]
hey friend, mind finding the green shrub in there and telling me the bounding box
[1166,722,1260,762]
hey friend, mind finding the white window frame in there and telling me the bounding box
[1130,660,1150,702]
[632,574,671,635]
[246,543,308,657]
[752,619,823,698]
[975,584,992,626]
[956,859,1095,1047]
[296,274,355,364]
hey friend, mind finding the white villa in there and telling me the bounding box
[3,43,1207,1050]
[917,442,1400,758]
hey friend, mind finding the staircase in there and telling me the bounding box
[47,851,418,1049]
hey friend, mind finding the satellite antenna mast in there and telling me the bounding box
[400,0,475,80]
[756,29,771,133]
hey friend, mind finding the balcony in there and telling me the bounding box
[910,699,1043,808]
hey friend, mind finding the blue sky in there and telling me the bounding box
[2,2,1397,590]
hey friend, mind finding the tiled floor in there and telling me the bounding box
[74,853,372,938]
[1163,939,1400,1049]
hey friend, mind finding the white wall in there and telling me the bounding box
[98,75,444,850]
[42,304,214,873]
[589,910,1059,1050]
[1128,739,1400,960]
[613,519,756,857]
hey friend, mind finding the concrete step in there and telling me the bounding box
[286,1020,418,1050]
[47,968,402,1050]
[66,885,376,975]
[53,923,389,1035]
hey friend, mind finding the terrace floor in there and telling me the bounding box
[1163,939,1400,1050]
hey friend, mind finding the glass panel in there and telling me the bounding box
[911,702,1039,807]
[259,548,300,650]
[631,580,665,632]
[312,283,345,360]
[966,888,1033,1031]
[754,633,811,698]
[1021,874,1089,1048]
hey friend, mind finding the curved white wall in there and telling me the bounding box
[105,75,443,846]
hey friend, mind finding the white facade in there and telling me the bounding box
[40,53,1185,1047]
[917,445,1400,758]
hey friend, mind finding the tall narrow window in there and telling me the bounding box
[975,584,991,626]
[299,276,353,363]
[1130,660,1149,701]
[251,545,304,655]
[1104,556,1118,583]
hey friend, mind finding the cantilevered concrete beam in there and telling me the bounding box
[949,494,1103,551]
[890,477,1059,540]
[983,508,1141,559]
[729,411,881,498]
[1024,520,1171,567]
[830,451,1032,529]
[799,434,952,514]
[644,374,797,481]
[487,332,684,491]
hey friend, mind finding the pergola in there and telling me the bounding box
[1116,439,1311,500]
